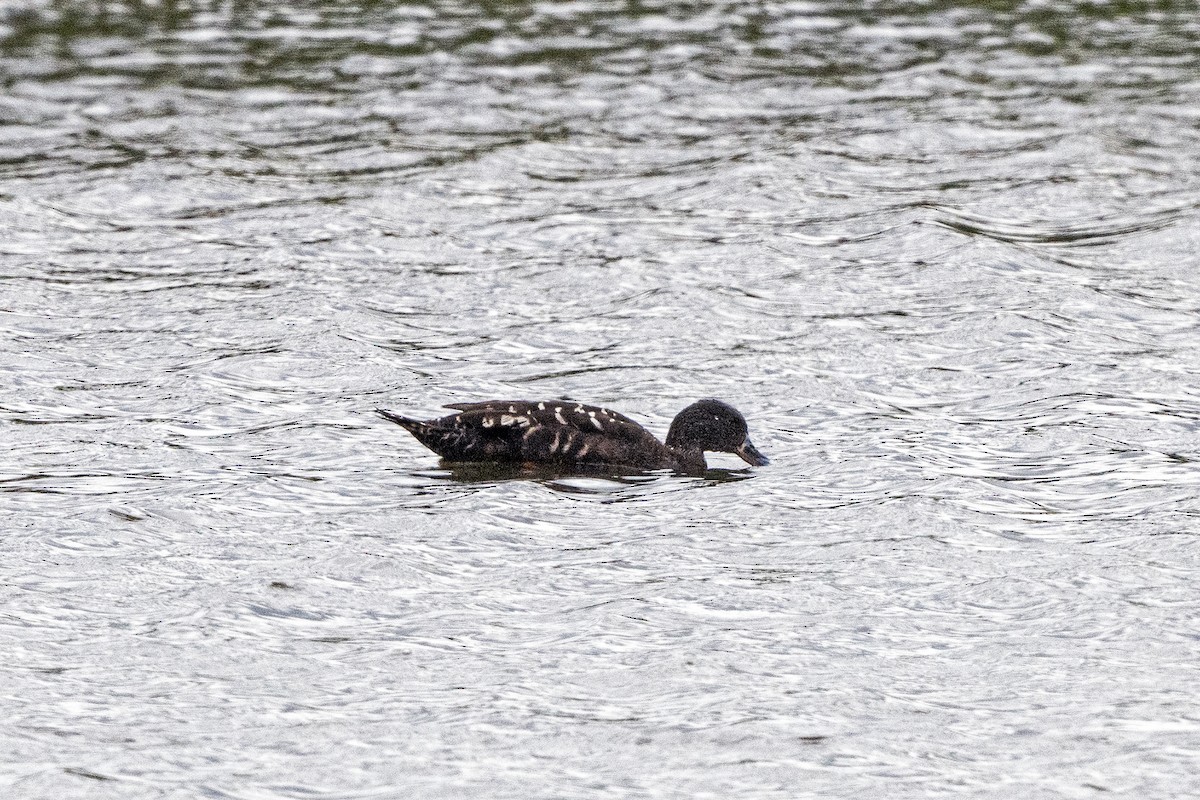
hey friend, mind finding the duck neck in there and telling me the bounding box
[665,443,707,475]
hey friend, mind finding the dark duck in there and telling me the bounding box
[377,399,768,475]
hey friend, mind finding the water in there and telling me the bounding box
[3,1,1200,797]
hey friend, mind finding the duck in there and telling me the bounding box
[376,398,768,475]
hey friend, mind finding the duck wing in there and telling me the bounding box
[428,400,667,466]
[444,400,648,439]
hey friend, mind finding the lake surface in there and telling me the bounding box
[3,1,1200,797]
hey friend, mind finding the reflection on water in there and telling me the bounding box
[422,460,756,487]
[4,0,1200,797]
[406,462,760,506]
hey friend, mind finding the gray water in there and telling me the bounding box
[3,1,1200,797]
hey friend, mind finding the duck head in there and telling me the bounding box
[665,399,769,467]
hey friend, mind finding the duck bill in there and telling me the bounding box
[736,438,769,466]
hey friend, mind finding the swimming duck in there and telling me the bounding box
[377,398,768,475]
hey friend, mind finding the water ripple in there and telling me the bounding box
[930,203,1192,248]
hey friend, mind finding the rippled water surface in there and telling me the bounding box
[4,1,1200,797]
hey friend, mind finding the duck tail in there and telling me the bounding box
[377,408,465,459]
[376,409,423,432]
